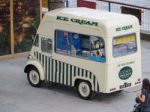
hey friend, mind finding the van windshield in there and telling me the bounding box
[113,34,137,57]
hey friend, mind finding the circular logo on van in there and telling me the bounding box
[119,66,132,80]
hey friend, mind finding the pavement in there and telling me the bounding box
[0,40,150,112]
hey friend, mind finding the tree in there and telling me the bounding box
[48,0,65,11]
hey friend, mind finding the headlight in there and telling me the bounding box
[27,55,32,60]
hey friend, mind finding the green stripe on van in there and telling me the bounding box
[74,67,76,77]
[85,70,88,77]
[81,69,84,77]
[51,59,53,82]
[45,56,47,80]
[55,60,57,82]
[59,61,61,83]
[62,62,65,84]
[93,76,96,90]
[89,72,92,79]
[97,82,99,92]
[70,65,72,86]
[39,53,41,62]
[66,64,68,85]
[48,58,50,81]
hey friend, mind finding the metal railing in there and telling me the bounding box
[66,0,150,34]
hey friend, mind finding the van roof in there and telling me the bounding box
[39,8,139,37]
[46,7,137,22]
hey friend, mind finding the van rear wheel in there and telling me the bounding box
[77,81,92,100]
[27,67,42,87]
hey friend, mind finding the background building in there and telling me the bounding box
[0,0,41,58]
[0,0,66,59]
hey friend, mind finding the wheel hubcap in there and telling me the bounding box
[29,70,39,85]
[79,82,90,97]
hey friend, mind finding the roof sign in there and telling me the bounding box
[56,16,98,27]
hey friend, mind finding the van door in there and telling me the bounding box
[31,35,53,82]
[38,35,53,81]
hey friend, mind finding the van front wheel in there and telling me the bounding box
[77,81,92,100]
[27,67,42,87]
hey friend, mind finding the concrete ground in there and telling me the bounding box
[0,40,150,112]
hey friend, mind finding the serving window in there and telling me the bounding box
[55,30,106,62]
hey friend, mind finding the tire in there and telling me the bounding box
[77,80,92,100]
[27,67,42,87]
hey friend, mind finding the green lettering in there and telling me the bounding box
[57,16,98,27]
[78,19,83,25]
[82,20,87,25]
[86,21,90,25]
[57,16,69,21]
[116,25,133,32]
[71,18,76,23]
[116,28,121,31]
[92,22,98,26]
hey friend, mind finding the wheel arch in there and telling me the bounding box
[74,75,100,93]
[74,78,92,88]
[24,60,45,80]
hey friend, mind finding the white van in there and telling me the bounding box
[24,8,142,100]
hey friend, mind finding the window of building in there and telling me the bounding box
[113,33,137,57]
[41,37,52,53]
[55,30,106,62]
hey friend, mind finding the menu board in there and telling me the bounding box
[114,34,136,45]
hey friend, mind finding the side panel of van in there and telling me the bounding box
[34,51,100,92]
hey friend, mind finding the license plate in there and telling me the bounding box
[120,82,131,89]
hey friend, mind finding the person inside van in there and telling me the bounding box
[69,33,81,55]
[136,78,150,112]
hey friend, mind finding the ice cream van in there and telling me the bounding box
[24,8,141,100]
